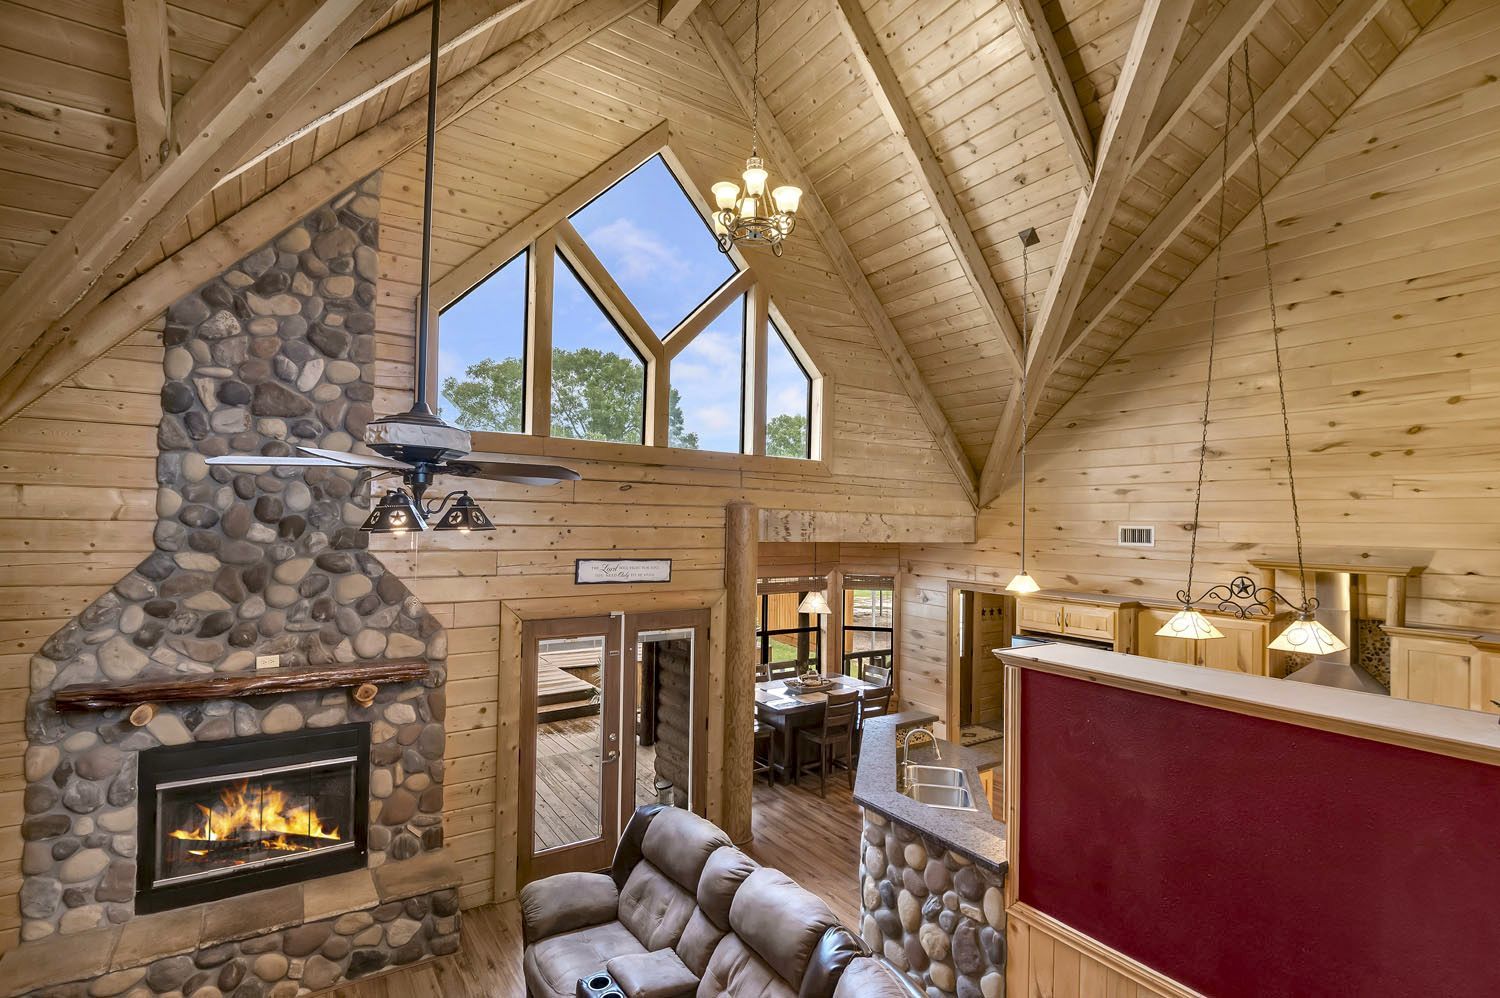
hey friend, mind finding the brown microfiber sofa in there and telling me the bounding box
[520,805,917,998]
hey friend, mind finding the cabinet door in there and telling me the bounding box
[1017,599,1064,635]
[1063,605,1116,642]
[1393,639,1474,710]
[1200,617,1269,676]
[1481,654,1500,716]
[1136,609,1200,666]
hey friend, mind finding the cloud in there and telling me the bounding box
[584,218,691,285]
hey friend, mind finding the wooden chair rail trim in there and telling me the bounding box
[1007,903,1206,998]
[52,659,431,711]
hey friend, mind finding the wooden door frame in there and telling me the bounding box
[945,580,1016,736]
[519,614,623,884]
[623,608,711,818]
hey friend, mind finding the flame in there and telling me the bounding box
[169,780,341,851]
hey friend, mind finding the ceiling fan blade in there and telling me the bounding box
[296,445,414,471]
[441,456,582,486]
[205,455,350,468]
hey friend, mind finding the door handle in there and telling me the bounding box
[603,749,619,763]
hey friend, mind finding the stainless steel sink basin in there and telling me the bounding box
[903,783,976,810]
[904,764,967,787]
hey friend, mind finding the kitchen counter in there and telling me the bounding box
[853,710,1006,874]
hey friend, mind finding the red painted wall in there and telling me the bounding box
[1018,669,1500,997]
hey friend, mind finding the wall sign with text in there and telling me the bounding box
[574,558,673,584]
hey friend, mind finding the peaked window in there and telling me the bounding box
[437,249,527,432]
[766,318,812,459]
[570,155,737,333]
[672,294,747,452]
[551,252,647,445]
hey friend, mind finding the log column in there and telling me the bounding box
[724,500,757,843]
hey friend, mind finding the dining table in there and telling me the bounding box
[754,674,881,784]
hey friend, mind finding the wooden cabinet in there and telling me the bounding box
[1389,632,1478,710]
[1015,594,1137,653]
[1136,608,1271,676]
[1017,599,1064,635]
[1063,604,1116,643]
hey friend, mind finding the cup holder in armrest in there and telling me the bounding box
[576,971,623,998]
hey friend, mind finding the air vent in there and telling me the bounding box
[1118,525,1155,548]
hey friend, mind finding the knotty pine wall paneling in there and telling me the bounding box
[897,0,1500,731]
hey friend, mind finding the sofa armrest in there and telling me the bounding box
[606,949,700,998]
[520,871,620,945]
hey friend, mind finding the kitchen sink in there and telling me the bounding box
[902,783,976,811]
[903,764,967,787]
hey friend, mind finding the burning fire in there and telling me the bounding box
[170,780,341,856]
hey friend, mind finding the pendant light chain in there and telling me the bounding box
[1186,39,1235,602]
[414,0,441,413]
[1243,43,1308,608]
[750,0,761,157]
[1018,244,1030,577]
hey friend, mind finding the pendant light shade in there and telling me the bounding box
[1155,608,1225,641]
[1269,614,1348,655]
[797,591,832,615]
[362,490,428,535]
[431,492,494,533]
[1005,572,1040,595]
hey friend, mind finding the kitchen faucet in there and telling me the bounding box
[897,725,940,790]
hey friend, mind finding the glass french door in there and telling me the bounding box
[520,609,708,884]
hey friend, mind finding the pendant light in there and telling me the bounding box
[797,591,832,615]
[1006,228,1042,596]
[710,0,801,256]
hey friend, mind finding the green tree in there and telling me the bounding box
[766,412,809,458]
[441,348,699,448]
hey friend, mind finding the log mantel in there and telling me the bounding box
[52,659,432,711]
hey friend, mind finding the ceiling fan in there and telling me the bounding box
[208,0,578,534]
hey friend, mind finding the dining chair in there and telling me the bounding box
[862,657,892,688]
[853,686,893,772]
[767,660,800,681]
[795,690,859,797]
[755,661,771,683]
[753,721,776,788]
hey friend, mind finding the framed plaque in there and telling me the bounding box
[574,558,673,584]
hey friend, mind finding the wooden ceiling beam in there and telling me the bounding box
[0,0,640,427]
[1138,0,1281,166]
[1004,0,1096,182]
[693,7,979,506]
[978,0,1195,506]
[1060,0,1389,365]
[220,0,544,188]
[659,0,706,32]
[122,0,172,179]
[0,0,396,384]
[833,0,1024,371]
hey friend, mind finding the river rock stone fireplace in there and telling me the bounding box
[2,177,462,998]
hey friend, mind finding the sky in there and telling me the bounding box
[437,155,810,455]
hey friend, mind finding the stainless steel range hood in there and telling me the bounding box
[1283,571,1386,695]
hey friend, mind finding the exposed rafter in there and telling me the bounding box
[1004,0,1096,182]
[658,0,707,32]
[1138,0,1280,166]
[0,0,396,380]
[221,0,544,187]
[979,0,1195,506]
[833,0,1023,372]
[0,0,641,427]
[122,0,172,179]
[1061,0,1390,365]
[692,6,979,505]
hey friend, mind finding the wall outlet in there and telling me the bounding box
[255,655,280,671]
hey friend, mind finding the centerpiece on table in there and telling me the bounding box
[783,669,835,693]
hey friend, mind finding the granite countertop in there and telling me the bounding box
[853,710,1007,874]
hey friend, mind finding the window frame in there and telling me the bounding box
[429,136,827,470]
[436,247,530,434]
[754,591,823,671]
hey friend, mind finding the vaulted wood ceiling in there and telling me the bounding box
[0,0,1450,506]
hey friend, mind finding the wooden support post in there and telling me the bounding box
[745,282,769,456]
[826,568,845,678]
[1386,576,1408,629]
[527,230,556,437]
[123,0,173,178]
[723,500,757,844]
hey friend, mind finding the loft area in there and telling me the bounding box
[0,0,1496,996]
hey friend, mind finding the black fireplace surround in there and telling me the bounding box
[136,723,370,913]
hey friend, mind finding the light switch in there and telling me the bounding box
[255,655,280,671]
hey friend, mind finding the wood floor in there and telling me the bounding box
[324,776,864,997]
[533,717,661,852]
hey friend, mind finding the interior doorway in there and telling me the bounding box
[949,586,1013,747]
[520,609,708,884]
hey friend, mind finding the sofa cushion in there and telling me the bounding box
[523,920,648,998]
[520,871,620,945]
[674,909,725,978]
[832,957,925,997]
[727,868,840,987]
[696,934,799,998]
[606,948,700,998]
[695,847,758,931]
[618,862,699,951]
[797,926,866,998]
[641,807,732,893]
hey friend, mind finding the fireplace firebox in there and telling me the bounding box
[136,723,370,913]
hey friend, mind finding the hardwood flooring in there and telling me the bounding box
[533,717,661,852]
[324,777,864,997]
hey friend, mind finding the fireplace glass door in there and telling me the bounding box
[156,758,357,885]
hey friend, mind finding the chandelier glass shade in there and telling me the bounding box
[711,160,801,256]
[797,591,832,615]
[1155,608,1225,641]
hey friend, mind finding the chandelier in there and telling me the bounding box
[711,0,802,256]
[1006,228,1042,595]
[1156,45,1344,658]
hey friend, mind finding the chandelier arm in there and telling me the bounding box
[1243,42,1308,608]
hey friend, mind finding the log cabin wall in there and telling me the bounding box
[897,0,1500,730]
